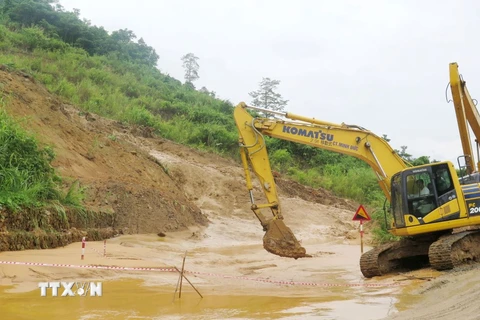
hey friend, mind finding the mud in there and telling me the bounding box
[0,227,116,251]
[262,219,310,259]
[2,229,467,320]
[0,233,402,320]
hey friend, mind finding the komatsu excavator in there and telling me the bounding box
[234,62,480,278]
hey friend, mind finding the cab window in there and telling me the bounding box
[406,173,433,198]
[433,167,453,196]
[406,172,435,218]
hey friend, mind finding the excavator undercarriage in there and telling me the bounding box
[360,229,480,278]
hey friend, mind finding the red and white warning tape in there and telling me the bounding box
[89,246,110,258]
[0,260,175,272]
[0,260,400,287]
[185,270,401,287]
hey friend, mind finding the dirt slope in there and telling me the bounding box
[0,68,206,234]
[0,67,357,237]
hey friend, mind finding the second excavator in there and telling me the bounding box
[234,62,480,277]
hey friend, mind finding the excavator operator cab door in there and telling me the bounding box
[390,163,458,228]
[404,168,437,220]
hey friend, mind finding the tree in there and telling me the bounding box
[199,86,216,98]
[181,53,199,85]
[395,145,412,162]
[412,156,431,166]
[111,28,136,44]
[395,145,432,166]
[249,77,288,117]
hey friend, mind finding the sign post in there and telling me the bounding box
[360,220,364,253]
[352,205,371,254]
[81,237,86,260]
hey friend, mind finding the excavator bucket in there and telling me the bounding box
[263,219,311,259]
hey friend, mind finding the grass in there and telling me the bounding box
[0,102,84,214]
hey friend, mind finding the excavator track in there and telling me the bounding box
[359,242,395,278]
[360,230,480,278]
[360,236,437,278]
[429,230,480,271]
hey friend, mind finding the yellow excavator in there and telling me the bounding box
[234,62,480,278]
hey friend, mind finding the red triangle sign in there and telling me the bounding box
[352,204,371,221]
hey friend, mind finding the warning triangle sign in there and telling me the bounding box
[352,204,371,221]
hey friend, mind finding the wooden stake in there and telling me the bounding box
[178,251,187,298]
[172,269,181,302]
[174,266,203,299]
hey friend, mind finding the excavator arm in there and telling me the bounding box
[449,62,480,174]
[234,102,409,258]
[236,104,309,259]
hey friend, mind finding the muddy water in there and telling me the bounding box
[1,278,398,320]
[0,233,413,319]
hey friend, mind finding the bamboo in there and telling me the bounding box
[178,251,187,298]
[174,266,203,299]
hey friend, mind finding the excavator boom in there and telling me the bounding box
[235,102,408,201]
[449,62,480,173]
[234,102,408,259]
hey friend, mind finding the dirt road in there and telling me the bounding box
[382,264,480,320]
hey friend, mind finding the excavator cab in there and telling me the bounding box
[390,162,458,231]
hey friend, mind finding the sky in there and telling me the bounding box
[58,0,480,165]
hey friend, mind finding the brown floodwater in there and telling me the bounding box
[0,233,432,320]
[0,277,402,320]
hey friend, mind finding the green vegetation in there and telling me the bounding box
[0,102,84,212]
[0,0,436,242]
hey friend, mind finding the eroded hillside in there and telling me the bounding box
[0,67,207,235]
[0,66,360,247]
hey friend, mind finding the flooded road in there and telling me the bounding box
[1,278,400,320]
[0,231,413,320]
